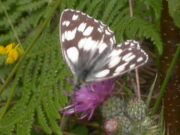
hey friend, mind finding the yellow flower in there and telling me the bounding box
[0,46,6,55]
[0,43,23,65]
[6,49,19,64]
[5,43,15,53]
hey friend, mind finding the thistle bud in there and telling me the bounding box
[127,98,147,121]
[101,97,125,119]
[104,116,133,135]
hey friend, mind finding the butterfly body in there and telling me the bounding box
[60,9,148,88]
[73,45,112,89]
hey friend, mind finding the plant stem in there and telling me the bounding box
[152,44,180,114]
[128,0,142,100]
[129,0,133,17]
[135,69,141,100]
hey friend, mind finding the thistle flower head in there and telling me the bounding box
[63,79,115,120]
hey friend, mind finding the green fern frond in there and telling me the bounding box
[168,0,180,28]
[0,28,69,134]
[17,0,47,12]
[91,1,103,18]
[64,0,77,9]
[112,16,163,54]
[0,0,48,44]
[37,105,52,134]
[101,0,119,22]
[16,106,35,135]
[42,93,60,121]
[86,0,101,15]
[0,0,16,14]
[106,1,128,25]
[134,0,162,25]
[75,0,90,11]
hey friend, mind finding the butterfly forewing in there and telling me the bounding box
[60,9,116,76]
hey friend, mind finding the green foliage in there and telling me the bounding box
[0,29,70,134]
[136,0,162,22]
[168,0,180,28]
[0,0,163,53]
[0,0,49,44]
[71,125,89,135]
[61,0,163,54]
[0,0,166,134]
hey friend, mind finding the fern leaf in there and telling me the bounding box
[168,0,180,28]
[91,1,103,18]
[17,0,47,12]
[42,94,60,121]
[110,7,129,29]
[16,110,34,135]
[65,0,77,9]
[49,118,63,135]
[134,17,163,54]
[139,0,162,20]
[0,126,14,135]
[106,1,128,25]
[101,0,118,22]
[0,0,16,14]
[75,0,90,11]
[112,16,163,54]
[0,103,27,130]
[86,0,102,15]
[37,105,52,134]
[0,0,49,44]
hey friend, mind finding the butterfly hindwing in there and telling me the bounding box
[85,40,148,82]
[60,9,116,76]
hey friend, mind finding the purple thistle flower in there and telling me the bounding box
[63,79,115,120]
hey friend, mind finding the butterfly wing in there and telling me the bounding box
[60,9,116,79]
[85,40,148,82]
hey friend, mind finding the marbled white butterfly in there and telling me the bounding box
[59,9,148,89]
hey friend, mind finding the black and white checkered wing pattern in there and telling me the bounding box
[85,40,148,82]
[60,9,148,84]
[60,9,116,75]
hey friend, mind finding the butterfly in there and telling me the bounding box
[59,9,148,89]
